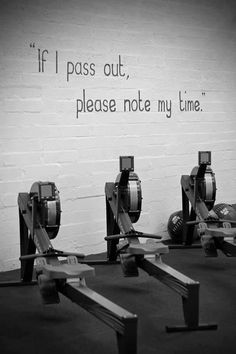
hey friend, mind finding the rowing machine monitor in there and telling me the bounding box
[198,151,211,165]
[120,156,134,172]
[30,181,56,201]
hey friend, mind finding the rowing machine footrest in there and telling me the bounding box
[206,227,236,238]
[127,240,169,255]
[36,256,95,279]
[198,222,236,238]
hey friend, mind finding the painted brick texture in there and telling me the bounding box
[0,0,236,270]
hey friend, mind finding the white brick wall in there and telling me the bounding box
[0,0,236,270]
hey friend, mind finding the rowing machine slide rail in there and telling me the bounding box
[0,181,137,354]
[105,156,217,332]
[181,151,236,256]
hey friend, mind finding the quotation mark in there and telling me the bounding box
[202,92,206,96]
[30,42,35,48]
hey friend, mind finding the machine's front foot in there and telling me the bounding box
[166,322,218,333]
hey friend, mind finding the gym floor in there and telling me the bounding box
[0,248,235,354]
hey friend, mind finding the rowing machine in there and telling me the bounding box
[0,181,137,354]
[181,151,236,256]
[105,156,217,332]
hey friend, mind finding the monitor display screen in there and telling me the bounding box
[199,151,211,165]
[40,184,53,198]
[120,156,134,171]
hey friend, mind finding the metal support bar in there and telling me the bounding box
[105,233,162,241]
[106,196,120,261]
[137,256,217,331]
[58,280,138,354]
[182,184,197,245]
[19,206,36,282]
[181,176,210,219]
[19,251,85,261]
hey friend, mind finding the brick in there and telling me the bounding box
[0,152,42,168]
[0,138,42,153]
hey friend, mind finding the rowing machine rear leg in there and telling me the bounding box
[166,282,217,332]
[116,321,137,354]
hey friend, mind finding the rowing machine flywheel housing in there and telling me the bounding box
[190,166,216,210]
[29,181,61,239]
[115,172,142,223]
